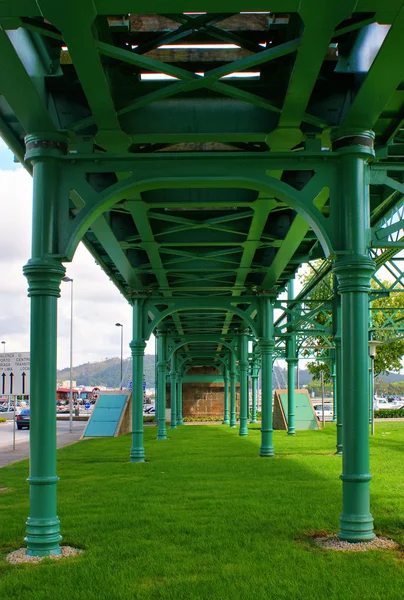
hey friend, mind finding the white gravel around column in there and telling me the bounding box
[314,535,399,552]
[6,546,84,564]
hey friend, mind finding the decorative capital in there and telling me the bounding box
[258,338,275,354]
[333,256,375,293]
[23,258,66,298]
[129,340,146,356]
[25,132,68,162]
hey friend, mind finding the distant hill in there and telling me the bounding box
[57,355,155,388]
[57,356,404,390]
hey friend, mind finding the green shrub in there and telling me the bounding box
[374,408,404,418]
[143,415,155,422]
[0,417,6,423]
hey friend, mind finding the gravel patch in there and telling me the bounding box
[6,546,84,564]
[314,535,399,552]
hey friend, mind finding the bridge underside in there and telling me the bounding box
[2,1,404,555]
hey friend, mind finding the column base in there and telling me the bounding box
[230,424,236,428]
[130,448,145,463]
[222,419,230,425]
[239,428,248,436]
[338,513,375,543]
[177,420,184,426]
[25,517,62,557]
[287,430,295,436]
[250,419,259,424]
[157,434,167,440]
[260,446,274,457]
[170,425,177,430]
[335,449,343,456]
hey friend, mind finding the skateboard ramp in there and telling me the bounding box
[273,389,319,431]
[82,392,131,438]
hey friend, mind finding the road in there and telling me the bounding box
[0,419,86,467]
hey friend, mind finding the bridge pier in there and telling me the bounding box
[332,130,376,542]
[156,331,167,440]
[259,297,275,457]
[130,299,146,463]
[23,133,68,557]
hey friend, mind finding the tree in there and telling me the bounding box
[297,261,404,380]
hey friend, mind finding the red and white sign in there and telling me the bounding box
[91,387,100,400]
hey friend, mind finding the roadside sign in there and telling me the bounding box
[92,387,100,400]
[85,401,91,409]
[0,352,30,396]
[142,381,146,391]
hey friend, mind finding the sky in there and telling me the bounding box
[0,138,155,370]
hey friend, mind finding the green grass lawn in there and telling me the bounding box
[0,423,403,600]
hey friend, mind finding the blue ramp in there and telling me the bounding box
[83,394,130,437]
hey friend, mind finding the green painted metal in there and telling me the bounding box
[130,299,146,462]
[223,372,230,425]
[176,377,184,426]
[238,332,249,436]
[332,132,375,542]
[329,349,337,424]
[170,353,177,430]
[229,351,237,429]
[250,362,259,424]
[22,137,67,557]
[156,331,167,440]
[4,2,404,553]
[259,297,275,457]
[286,280,297,436]
[83,394,128,437]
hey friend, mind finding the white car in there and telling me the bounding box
[375,397,403,410]
[313,404,334,421]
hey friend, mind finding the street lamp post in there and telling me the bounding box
[1,341,5,354]
[62,277,74,433]
[115,323,123,390]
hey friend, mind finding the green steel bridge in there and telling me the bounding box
[2,1,404,555]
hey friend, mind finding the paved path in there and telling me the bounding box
[0,421,86,468]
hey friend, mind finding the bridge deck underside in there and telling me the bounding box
[2,2,404,361]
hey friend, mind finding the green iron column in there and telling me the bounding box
[170,353,177,430]
[286,280,297,436]
[250,362,259,424]
[259,296,275,457]
[229,351,237,428]
[223,367,230,425]
[333,279,343,455]
[239,332,249,436]
[332,129,375,542]
[23,132,68,557]
[156,331,167,440]
[176,374,184,426]
[329,349,337,423]
[130,299,146,463]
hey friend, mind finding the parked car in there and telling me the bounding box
[313,404,334,421]
[375,397,403,410]
[15,408,30,430]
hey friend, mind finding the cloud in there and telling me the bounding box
[0,156,155,372]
